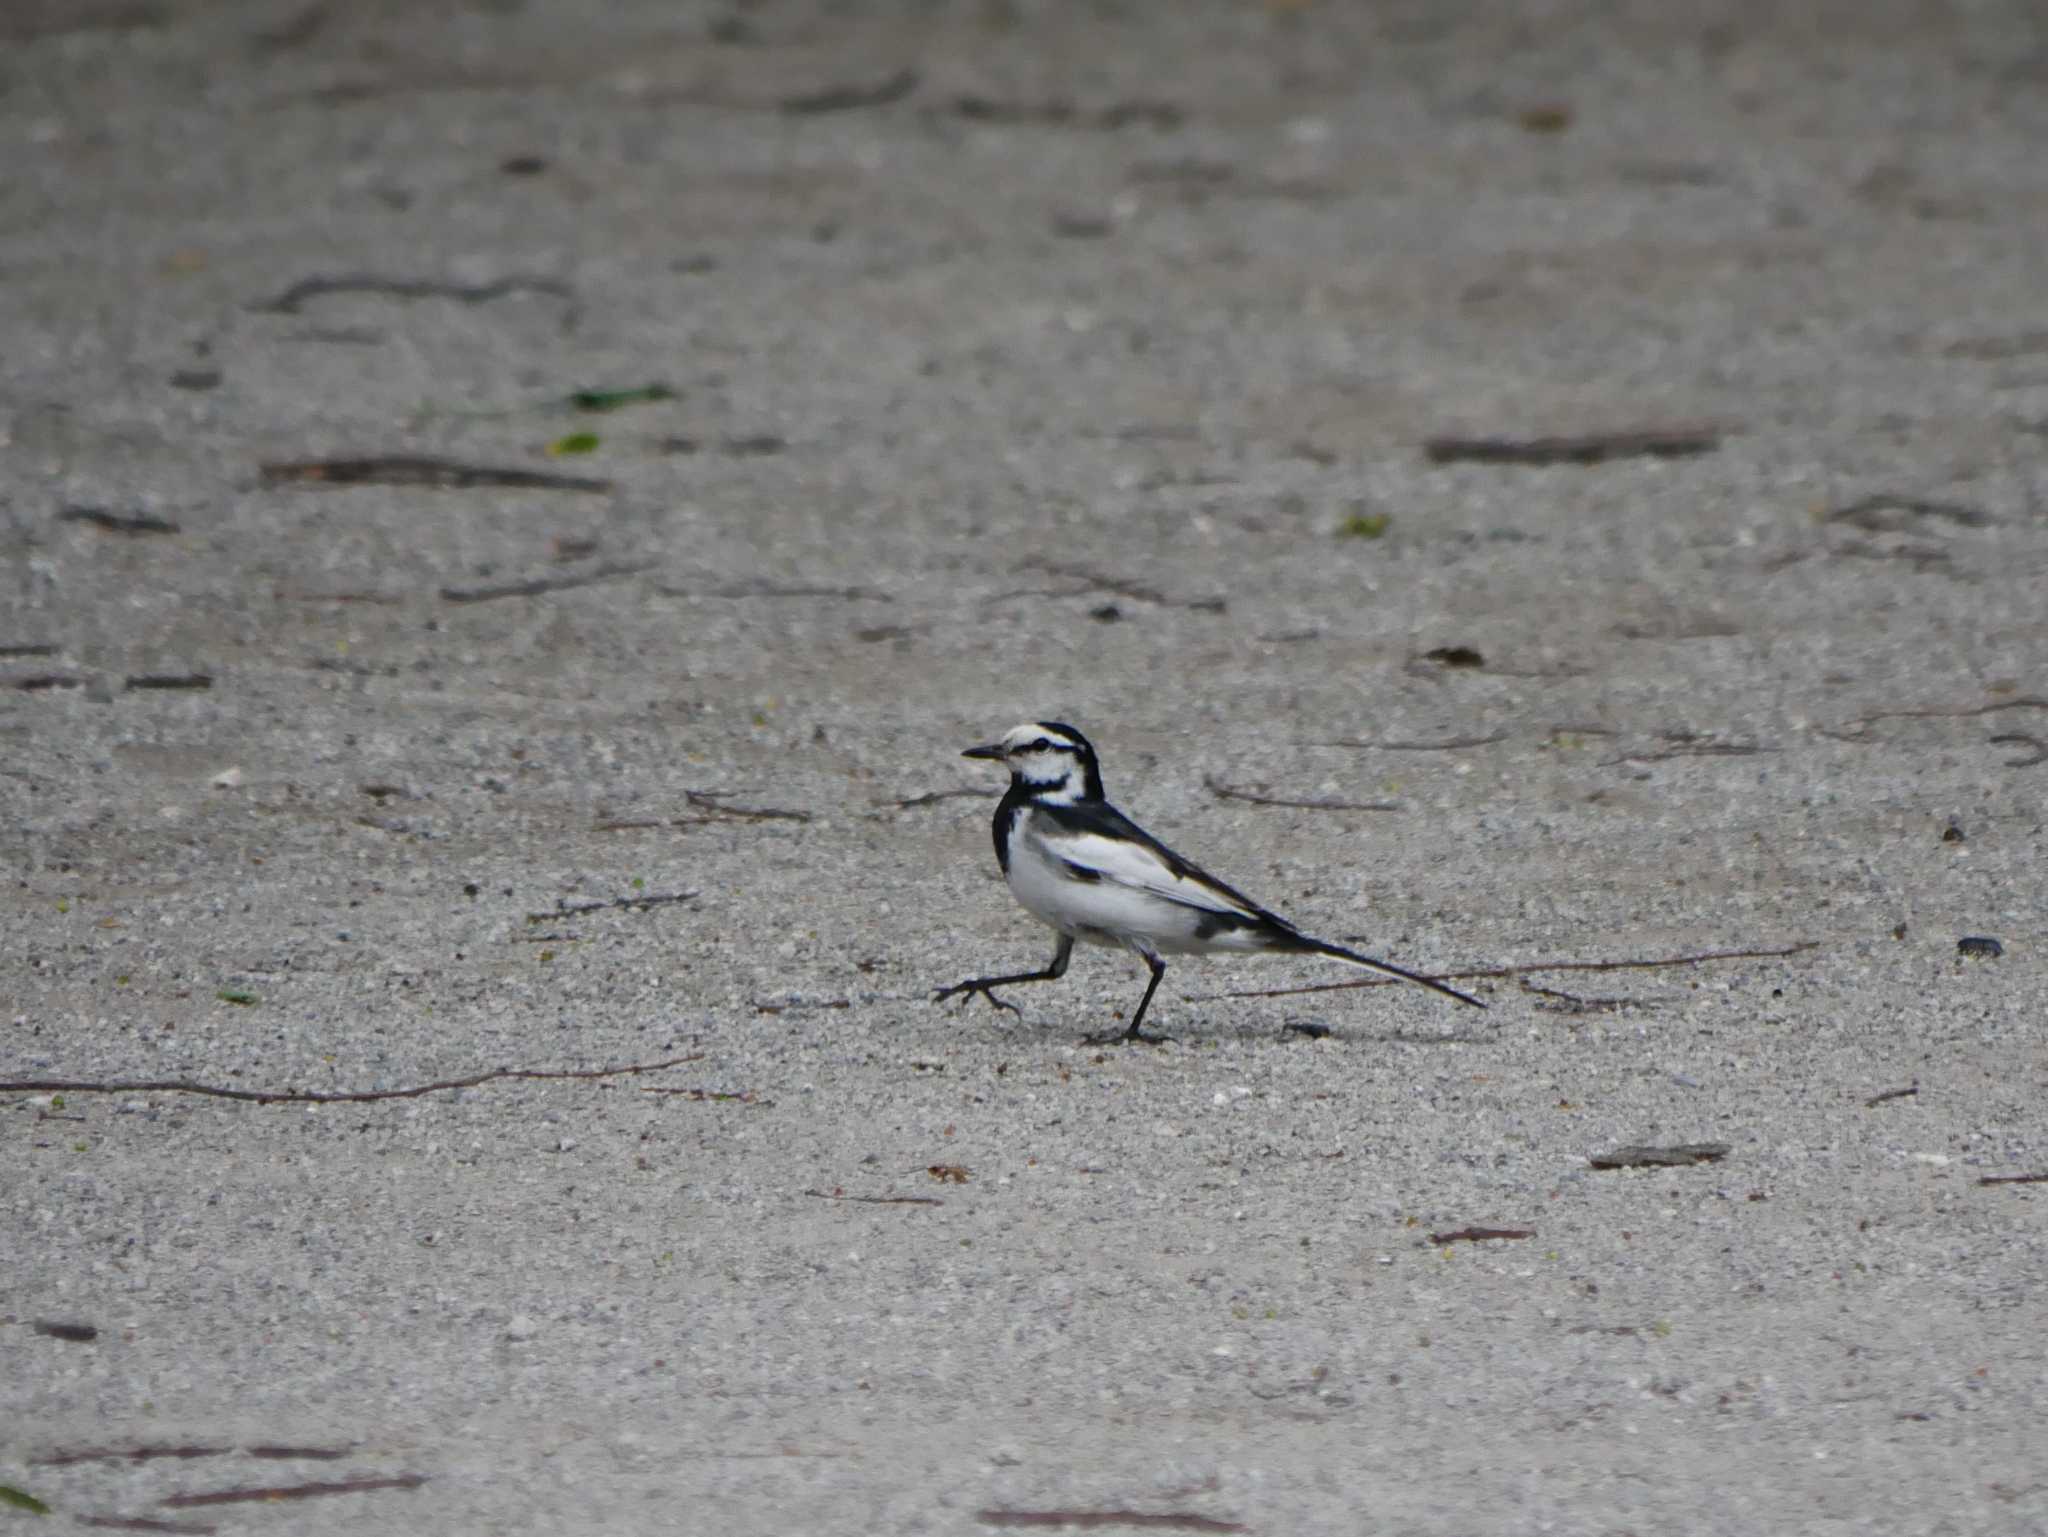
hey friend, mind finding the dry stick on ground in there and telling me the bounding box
[1203,776,1398,813]
[804,1189,944,1207]
[251,274,571,314]
[1317,733,1510,751]
[162,1475,427,1508]
[1422,426,1723,465]
[1199,941,1818,1003]
[41,1443,352,1467]
[1601,741,1777,764]
[1865,1085,1920,1108]
[1591,1143,1731,1170]
[975,1512,1246,1534]
[1990,733,2047,768]
[125,674,213,691]
[58,506,182,535]
[1518,979,1660,1013]
[1429,1226,1535,1245]
[0,1055,705,1105]
[33,1447,230,1468]
[441,561,653,604]
[1979,1173,2048,1187]
[779,67,919,114]
[8,674,85,691]
[260,457,612,494]
[681,790,813,822]
[592,798,815,831]
[1824,697,2048,740]
[526,891,697,922]
[652,579,892,602]
[1826,494,1995,531]
[1013,556,1226,611]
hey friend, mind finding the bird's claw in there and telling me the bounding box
[1081,1025,1175,1047]
[933,980,1022,1017]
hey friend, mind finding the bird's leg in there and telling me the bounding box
[934,935,1072,1017]
[1084,949,1175,1046]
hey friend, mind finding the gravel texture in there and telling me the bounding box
[3,2,2045,1532]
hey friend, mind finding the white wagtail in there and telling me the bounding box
[934,721,1485,1044]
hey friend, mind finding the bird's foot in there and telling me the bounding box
[1081,1022,1176,1047]
[932,979,1023,1017]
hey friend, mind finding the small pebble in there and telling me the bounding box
[1957,936,2003,959]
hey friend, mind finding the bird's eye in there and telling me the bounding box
[1030,738,1051,751]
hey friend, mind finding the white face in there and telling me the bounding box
[997,724,1085,788]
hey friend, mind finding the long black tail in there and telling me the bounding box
[1294,935,1487,1009]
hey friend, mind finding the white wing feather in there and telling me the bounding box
[1026,824,1262,919]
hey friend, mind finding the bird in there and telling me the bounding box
[934,720,1485,1044]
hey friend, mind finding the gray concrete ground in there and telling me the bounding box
[4,1,2045,1531]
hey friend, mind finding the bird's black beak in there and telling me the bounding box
[961,743,1006,761]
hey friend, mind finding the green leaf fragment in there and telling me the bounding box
[568,383,676,412]
[217,989,259,1006]
[1336,512,1391,539]
[0,1484,51,1514]
[547,432,602,457]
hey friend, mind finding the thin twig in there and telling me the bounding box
[1830,697,2048,738]
[1423,426,1722,465]
[1428,1226,1534,1245]
[779,67,919,115]
[975,1512,1245,1534]
[1601,741,1775,764]
[1864,1085,1919,1108]
[59,506,181,535]
[653,580,891,602]
[1990,733,2047,768]
[1317,733,1508,752]
[8,674,85,691]
[1013,557,1226,611]
[1203,776,1397,812]
[252,274,570,315]
[1978,1173,2048,1186]
[1590,1143,1730,1170]
[0,1055,705,1105]
[1826,494,1994,531]
[1517,979,1656,1013]
[34,1447,230,1468]
[440,561,652,604]
[261,457,611,494]
[162,1475,426,1508]
[684,790,812,822]
[525,891,696,922]
[804,1189,943,1207]
[1198,941,1817,1002]
[125,674,214,691]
